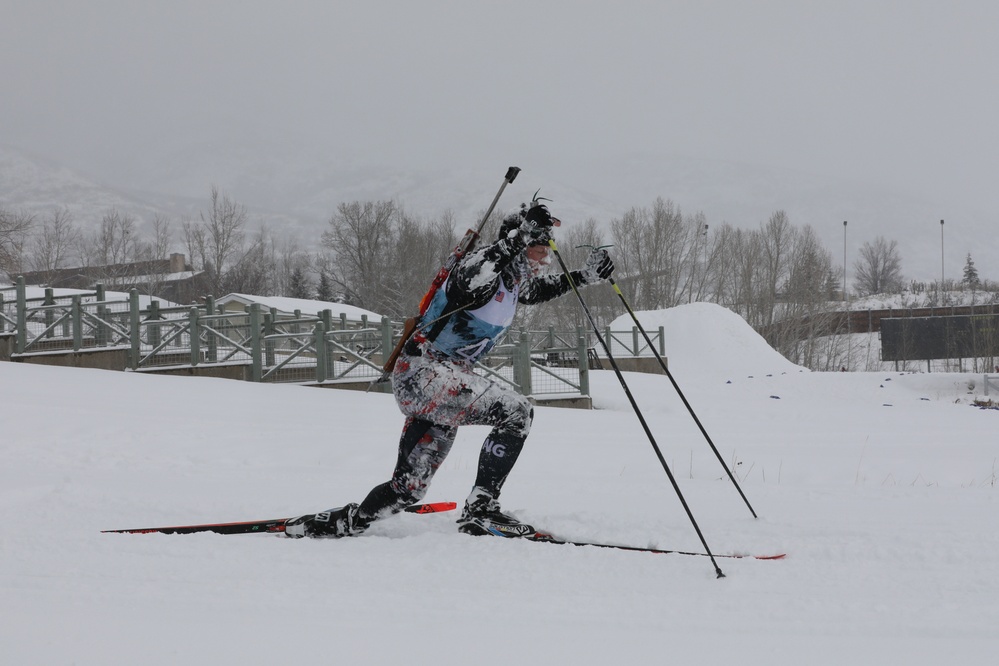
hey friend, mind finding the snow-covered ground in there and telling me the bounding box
[2,303,998,665]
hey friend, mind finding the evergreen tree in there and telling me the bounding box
[288,266,313,299]
[316,269,336,302]
[962,253,981,290]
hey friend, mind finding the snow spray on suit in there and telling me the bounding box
[356,232,585,522]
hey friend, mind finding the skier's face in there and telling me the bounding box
[525,243,552,276]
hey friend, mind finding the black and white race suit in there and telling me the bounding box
[356,236,586,521]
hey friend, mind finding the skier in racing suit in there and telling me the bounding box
[286,200,614,538]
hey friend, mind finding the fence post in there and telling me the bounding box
[315,320,328,383]
[205,297,218,363]
[264,308,277,368]
[658,326,666,356]
[94,283,108,346]
[249,304,262,382]
[44,288,56,339]
[577,331,589,397]
[189,306,201,366]
[71,295,82,351]
[95,302,109,347]
[380,316,393,366]
[148,300,161,350]
[632,326,640,356]
[514,329,532,396]
[15,277,26,354]
[129,290,140,369]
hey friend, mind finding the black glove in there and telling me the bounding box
[580,248,614,284]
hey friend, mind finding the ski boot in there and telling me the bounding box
[457,488,535,538]
[285,503,368,539]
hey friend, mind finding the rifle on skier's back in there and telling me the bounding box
[376,166,521,382]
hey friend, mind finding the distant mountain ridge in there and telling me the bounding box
[2,145,994,283]
[0,147,197,224]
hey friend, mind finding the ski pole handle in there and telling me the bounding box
[473,166,521,236]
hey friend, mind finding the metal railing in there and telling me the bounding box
[3,281,132,355]
[603,324,666,357]
[474,328,591,398]
[2,277,601,400]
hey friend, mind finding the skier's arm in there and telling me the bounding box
[518,272,582,304]
[445,237,525,307]
[520,248,615,304]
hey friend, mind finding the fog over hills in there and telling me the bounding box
[2,144,994,284]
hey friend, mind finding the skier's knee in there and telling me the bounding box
[501,398,533,438]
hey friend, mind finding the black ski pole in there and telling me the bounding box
[549,240,725,579]
[607,276,758,519]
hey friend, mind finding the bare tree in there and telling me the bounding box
[774,225,837,365]
[853,236,903,296]
[0,207,35,278]
[321,200,396,311]
[85,208,141,288]
[137,214,174,298]
[383,208,457,317]
[202,186,249,295]
[705,223,740,308]
[147,215,173,261]
[28,208,81,281]
[223,226,272,295]
[270,233,309,298]
[759,210,794,327]
[611,197,689,310]
[90,208,139,265]
[182,217,206,268]
[723,226,765,326]
[783,226,832,307]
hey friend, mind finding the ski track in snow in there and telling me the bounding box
[2,302,998,665]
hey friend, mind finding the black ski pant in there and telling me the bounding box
[358,350,533,522]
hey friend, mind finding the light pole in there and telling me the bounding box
[940,219,945,291]
[688,222,709,304]
[702,223,709,297]
[843,221,847,301]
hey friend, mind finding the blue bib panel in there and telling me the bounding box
[422,277,519,363]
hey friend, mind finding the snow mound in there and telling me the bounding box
[608,302,805,380]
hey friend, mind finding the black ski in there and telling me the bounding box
[494,529,785,560]
[103,501,457,535]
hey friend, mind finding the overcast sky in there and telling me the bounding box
[4,1,998,222]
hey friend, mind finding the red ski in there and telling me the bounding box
[103,501,458,535]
